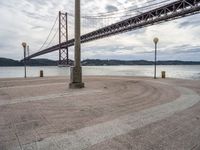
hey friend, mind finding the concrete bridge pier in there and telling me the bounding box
[69,0,84,89]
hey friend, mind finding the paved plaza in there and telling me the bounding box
[0,76,200,150]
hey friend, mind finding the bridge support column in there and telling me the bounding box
[69,0,84,89]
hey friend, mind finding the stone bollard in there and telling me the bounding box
[161,71,166,79]
[40,70,44,77]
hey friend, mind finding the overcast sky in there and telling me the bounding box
[0,0,200,61]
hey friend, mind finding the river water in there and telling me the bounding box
[0,65,200,80]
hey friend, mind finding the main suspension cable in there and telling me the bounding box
[37,15,59,51]
[68,0,175,19]
[45,28,59,49]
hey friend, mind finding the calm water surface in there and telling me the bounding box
[0,65,200,80]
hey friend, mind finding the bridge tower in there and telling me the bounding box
[58,11,69,66]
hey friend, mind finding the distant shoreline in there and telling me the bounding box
[1,57,200,67]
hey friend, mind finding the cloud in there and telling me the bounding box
[0,0,200,61]
[105,5,118,12]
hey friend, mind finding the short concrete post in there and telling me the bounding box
[161,71,166,78]
[40,70,44,77]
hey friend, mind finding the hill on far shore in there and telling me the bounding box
[0,57,200,66]
[0,58,22,66]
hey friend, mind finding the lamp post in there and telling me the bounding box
[27,45,30,57]
[153,37,159,79]
[22,42,27,78]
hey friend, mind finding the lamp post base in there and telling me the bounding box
[69,66,84,89]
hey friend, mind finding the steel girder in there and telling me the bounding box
[25,0,200,60]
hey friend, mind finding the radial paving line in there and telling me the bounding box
[23,86,200,150]
[0,77,67,83]
[0,90,103,106]
[0,82,66,90]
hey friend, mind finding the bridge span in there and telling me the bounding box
[25,0,200,60]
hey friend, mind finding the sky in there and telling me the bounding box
[0,0,200,61]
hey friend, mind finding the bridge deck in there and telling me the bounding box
[0,76,200,150]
